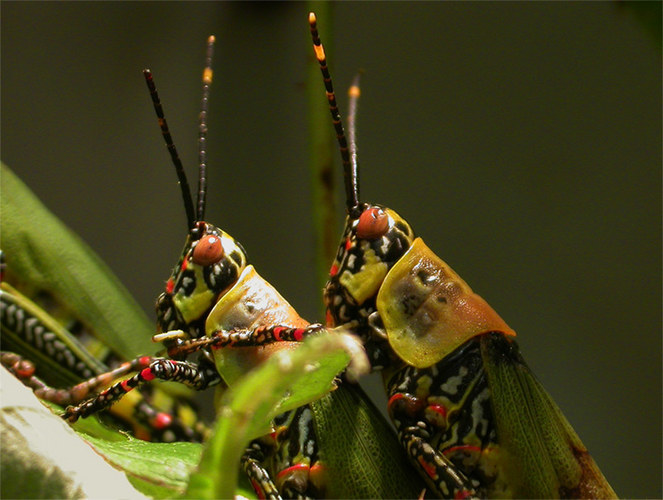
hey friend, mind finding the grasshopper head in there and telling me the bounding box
[324,203,415,327]
[156,221,247,339]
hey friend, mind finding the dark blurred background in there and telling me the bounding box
[2,2,660,497]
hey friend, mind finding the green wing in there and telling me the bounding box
[311,382,425,499]
[1,164,155,359]
[481,333,617,499]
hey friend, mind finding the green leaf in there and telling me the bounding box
[0,163,155,359]
[83,436,203,498]
[1,366,147,499]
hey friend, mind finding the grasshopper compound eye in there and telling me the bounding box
[192,234,224,266]
[356,207,389,240]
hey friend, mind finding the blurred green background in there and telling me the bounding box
[2,2,660,497]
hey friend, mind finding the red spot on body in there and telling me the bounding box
[417,455,437,479]
[345,238,352,250]
[180,259,188,272]
[16,361,35,378]
[455,490,475,499]
[309,462,324,475]
[309,462,326,489]
[121,379,131,392]
[251,479,266,500]
[294,328,304,341]
[427,404,447,418]
[388,392,426,417]
[166,278,174,294]
[276,463,309,481]
[443,444,482,457]
[152,412,172,429]
[141,368,156,381]
[139,356,152,367]
[329,263,338,277]
[388,393,406,408]
[273,327,285,341]
[325,309,333,326]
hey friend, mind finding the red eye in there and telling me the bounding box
[356,208,389,240]
[192,235,224,265]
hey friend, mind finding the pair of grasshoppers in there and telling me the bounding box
[2,34,423,499]
[4,13,617,499]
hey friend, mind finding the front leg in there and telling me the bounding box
[388,390,478,499]
[386,339,503,499]
[242,440,282,500]
[241,406,323,500]
[213,324,327,350]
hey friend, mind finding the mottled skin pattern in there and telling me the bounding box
[322,202,616,498]
[324,204,493,498]
[384,339,509,498]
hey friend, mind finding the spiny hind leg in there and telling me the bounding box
[2,351,207,442]
[62,357,220,422]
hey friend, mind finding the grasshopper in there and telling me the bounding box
[311,13,617,499]
[197,13,620,498]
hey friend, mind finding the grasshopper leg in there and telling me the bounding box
[389,396,478,499]
[62,357,220,422]
[2,351,205,441]
[242,441,283,500]
[241,406,323,500]
[209,324,325,348]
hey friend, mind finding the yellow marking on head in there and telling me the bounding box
[339,246,388,305]
[173,264,216,324]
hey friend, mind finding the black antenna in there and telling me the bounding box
[347,72,362,189]
[143,69,196,229]
[197,35,215,223]
[309,12,360,214]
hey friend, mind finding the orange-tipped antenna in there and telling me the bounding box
[347,72,362,185]
[143,68,196,229]
[197,35,215,223]
[309,12,360,214]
